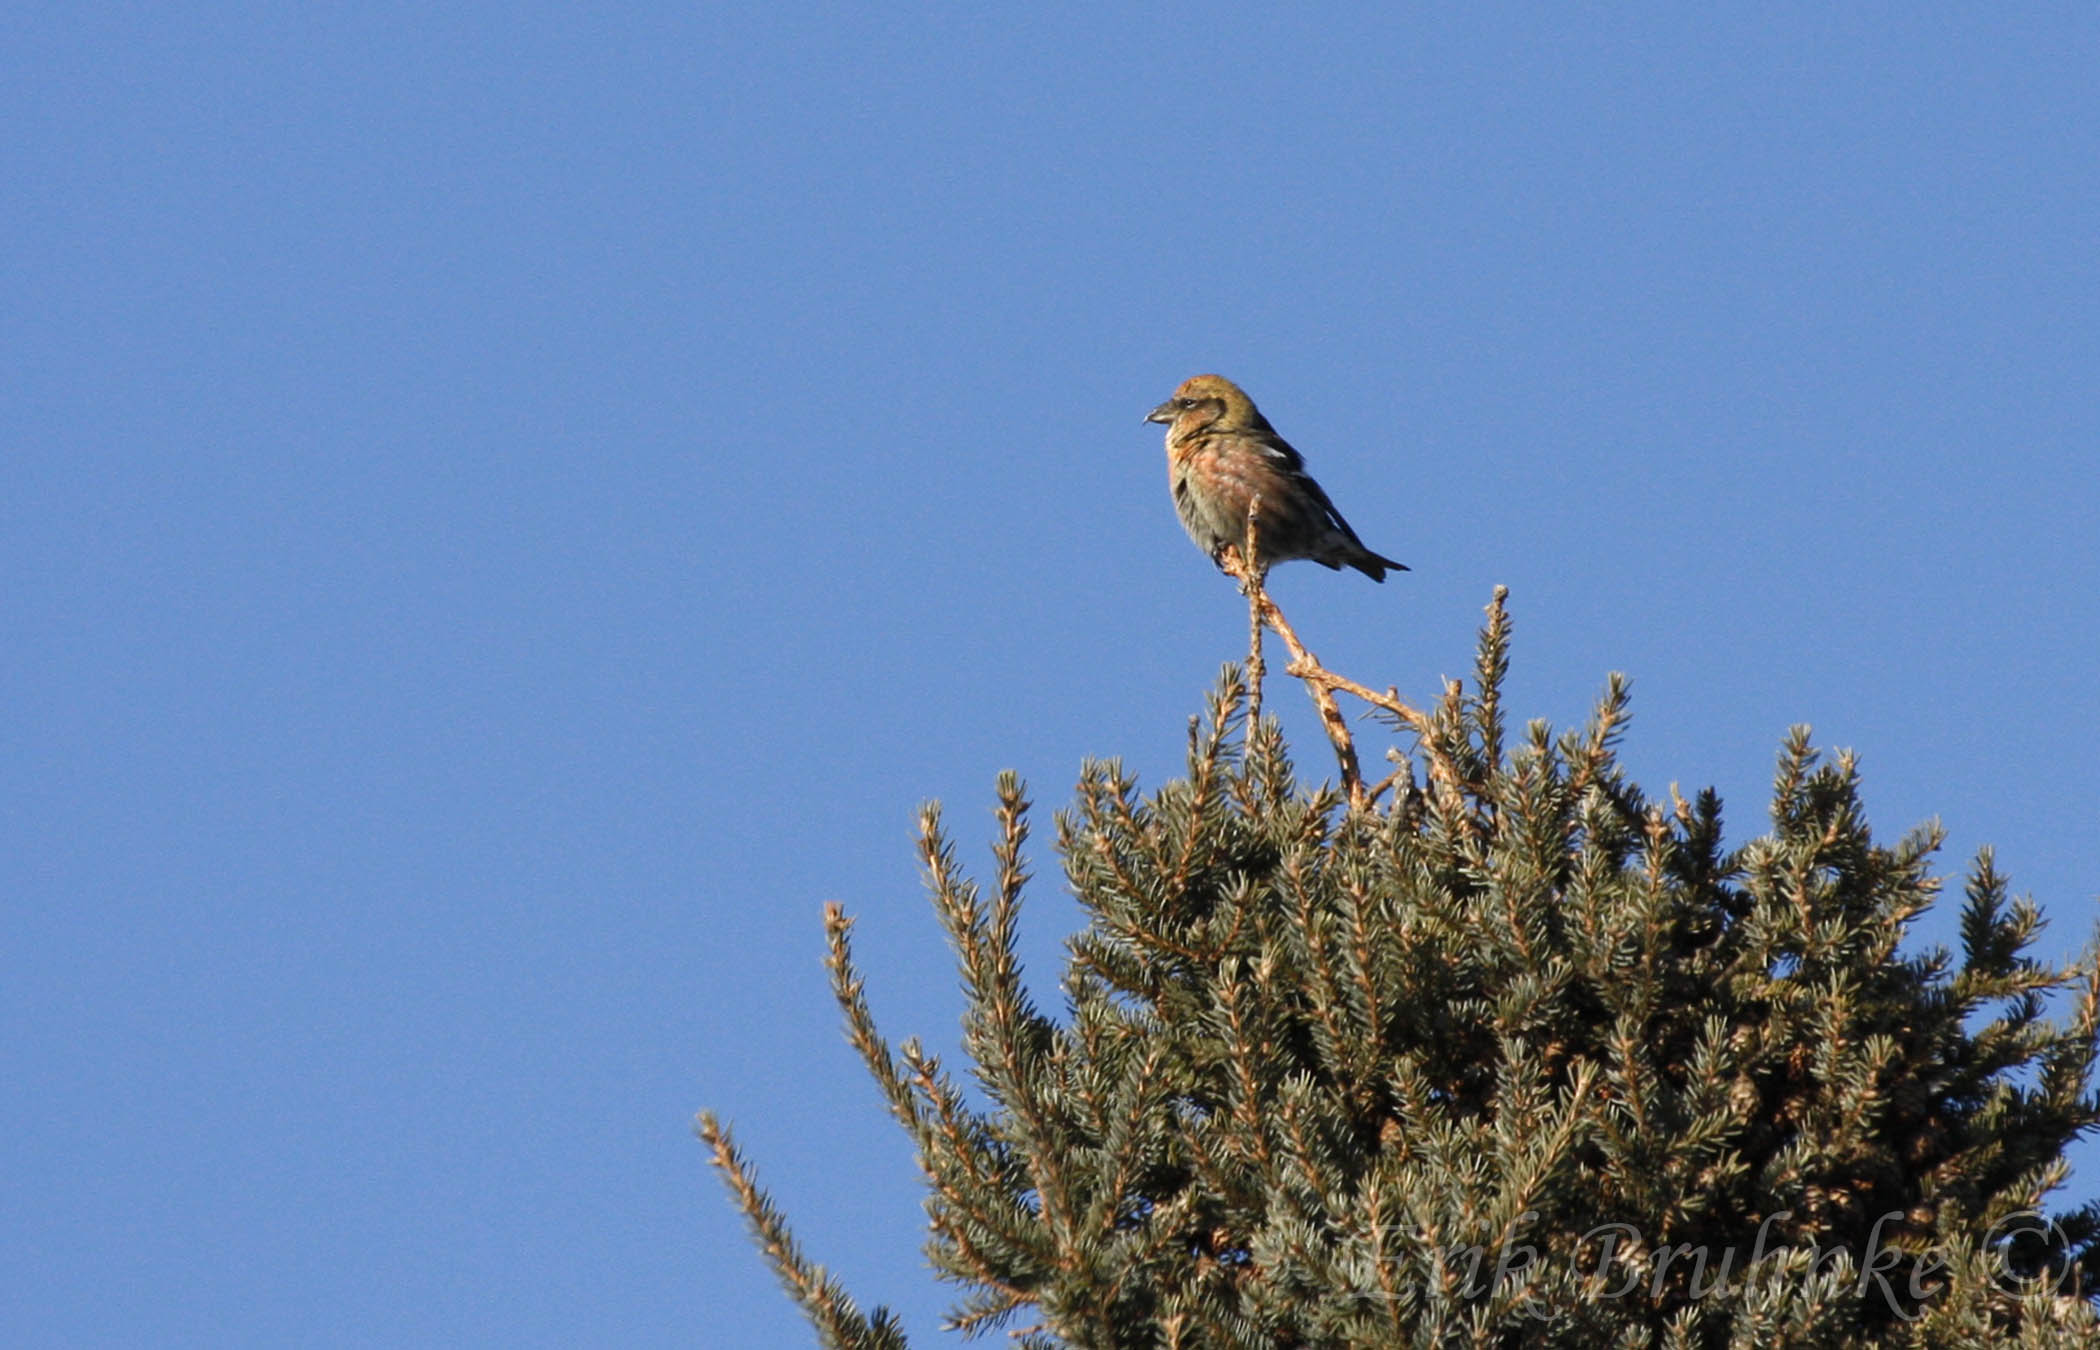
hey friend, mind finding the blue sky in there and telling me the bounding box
[6,5,2097,1345]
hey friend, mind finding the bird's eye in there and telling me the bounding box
[1175,398,1194,409]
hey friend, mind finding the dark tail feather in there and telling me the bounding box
[1351,550,1409,583]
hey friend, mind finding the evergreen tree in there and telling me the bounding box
[701,588,2099,1348]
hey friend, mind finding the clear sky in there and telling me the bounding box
[6,5,2097,1346]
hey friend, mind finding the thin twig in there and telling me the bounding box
[1366,761,1411,806]
[1219,552,1413,811]
[1212,537,1443,813]
[1243,495,1266,731]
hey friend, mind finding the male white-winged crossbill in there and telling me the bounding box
[1146,374,1407,582]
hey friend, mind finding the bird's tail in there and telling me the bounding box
[1350,549,1409,583]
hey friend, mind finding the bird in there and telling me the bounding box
[1145,374,1407,582]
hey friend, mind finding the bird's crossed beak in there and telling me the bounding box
[1144,400,1178,425]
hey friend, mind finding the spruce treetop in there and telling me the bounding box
[704,577,2099,1348]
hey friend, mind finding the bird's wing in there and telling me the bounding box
[1287,455,1372,547]
[1249,432,1370,541]
[1253,431,1306,471]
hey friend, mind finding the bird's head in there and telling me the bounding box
[1145,373,1267,436]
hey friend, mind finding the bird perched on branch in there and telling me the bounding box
[1146,374,1407,582]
